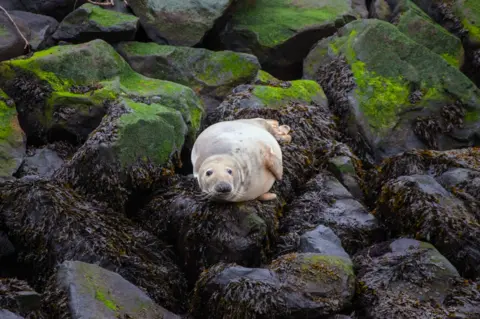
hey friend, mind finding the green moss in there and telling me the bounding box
[84,3,138,27]
[440,53,460,68]
[115,98,187,168]
[119,42,175,56]
[301,254,355,278]
[232,0,353,47]
[252,79,326,107]
[465,109,480,123]
[455,0,480,44]
[351,60,410,134]
[0,94,18,141]
[95,290,118,311]
[0,25,8,36]
[254,70,278,84]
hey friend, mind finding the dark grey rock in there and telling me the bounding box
[328,155,364,202]
[52,3,139,44]
[0,310,24,319]
[0,13,25,62]
[54,261,181,319]
[15,0,88,21]
[299,225,351,259]
[10,11,58,51]
[0,231,15,259]
[16,147,64,178]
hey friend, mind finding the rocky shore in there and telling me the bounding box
[0,0,479,318]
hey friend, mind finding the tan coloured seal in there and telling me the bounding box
[191,118,291,202]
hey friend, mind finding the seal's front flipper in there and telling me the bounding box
[264,146,283,180]
[257,192,277,201]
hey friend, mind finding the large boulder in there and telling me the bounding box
[10,11,59,52]
[192,252,355,318]
[304,19,480,164]
[0,178,188,313]
[116,41,261,99]
[0,39,203,146]
[52,3,139,44]
[127,0,235,46]
[54,98,190,214]
[44,261,180,318]
[353,238,480,318]
[0,90,25,181]
[217,0,367,79]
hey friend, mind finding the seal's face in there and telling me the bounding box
[198,156,240,201]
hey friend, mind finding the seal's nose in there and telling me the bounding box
[215,182,232,193]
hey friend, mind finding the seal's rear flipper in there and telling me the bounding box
[264,146,283,180]
[257,192,277,201]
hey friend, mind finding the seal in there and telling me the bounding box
[191,118,291,202]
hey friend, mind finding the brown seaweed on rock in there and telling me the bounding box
[0,177,187,313]
[0,278,44,318]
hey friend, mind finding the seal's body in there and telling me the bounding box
[191,118,291,202]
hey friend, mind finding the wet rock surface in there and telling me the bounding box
[0,1,480,318]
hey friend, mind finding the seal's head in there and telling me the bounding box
[197,155,242,201]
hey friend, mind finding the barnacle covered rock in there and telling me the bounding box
[0,278,43,318]
[280,171,381,255]
[0,178,187,313]
[192,251,355,318]
[353,238,480,318]
[304,19,480,164]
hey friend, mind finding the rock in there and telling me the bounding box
[0,39,203,146]
[369,0,393,20]
[54,97,189,214]
[52,3,139,44]
[0,90,25,181]
[10,11,59,51]
[0,310,24,319]
[136,174,279,284]
[0,278,42,317]
[393,1,465,68]
[328,155,364,202]
[15,0,88,21]
[0,231,15,259]
[280,171,381,255]
[304,19,480,164]
[0,178,188,313]
[15,147,64,178]
[0,0,25,11]
[116,41,261,99]
[299,225,351,259]
[127,0,234,46]
[217,0,365,79]
[0,11,26,62]
[376,173,480,279]
[452,0,480,49]
[47,260,180,319]
[353,238,480,318]
[192,252,355,318]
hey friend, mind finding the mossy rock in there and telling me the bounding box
[52,3,139,44]
[352,238,480,318]
[54,97,188,214]
[394,0,464,68]
[127,0,234,46]
[0,178,188,313]
[0,90,25,181]
[375,174,480,278]
[44,261,180,318]
[0,39,204,145]
[304,19,480,163]
[454,0,480,48]
[218,0,365,78]
[192,252,355,318]
[116,41,261,98]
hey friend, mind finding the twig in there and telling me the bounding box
[87,0,115,6]
[0,5,30,51]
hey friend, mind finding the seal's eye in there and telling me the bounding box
[226,168,233,175]
[206,169,213,176]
